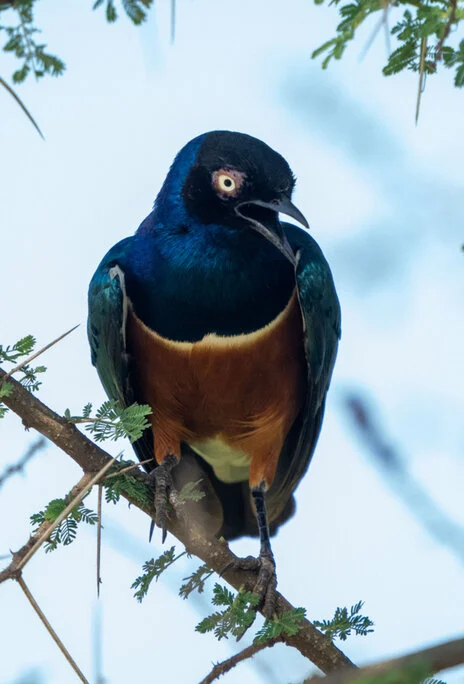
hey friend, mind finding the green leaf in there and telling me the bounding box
[132,547,186,602]
[177,479,206,503]
[254,607,306,643]
[0,382,13,399]
[103,460,152,508]
[106,0,117,22]
[455,63,464,86]
[314,600,374,642]
[195,585,259,641]
[67,399,151,443]
[30,495,98,552]
[179,564,214,599]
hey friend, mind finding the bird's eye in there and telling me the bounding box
[217,174,236,192]
[212,169,245,197]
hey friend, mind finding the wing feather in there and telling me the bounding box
[266,222,341,522]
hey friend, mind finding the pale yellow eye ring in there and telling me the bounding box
[216,174,236,193]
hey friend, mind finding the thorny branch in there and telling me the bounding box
[0,366,355,675]
[303,635,464,683]
[199,636,283,684]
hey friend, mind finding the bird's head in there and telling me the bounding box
[155,131,308,264]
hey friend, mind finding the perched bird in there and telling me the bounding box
[88,131,341,613]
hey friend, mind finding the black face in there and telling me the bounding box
[182,131,296,229]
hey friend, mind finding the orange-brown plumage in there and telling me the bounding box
[127,290,306,489]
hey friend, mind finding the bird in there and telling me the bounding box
[87,130,341,615]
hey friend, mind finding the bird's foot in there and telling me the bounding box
[223,551,277,619]
[149,454,178,543]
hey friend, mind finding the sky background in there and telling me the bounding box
[1,0,463,683]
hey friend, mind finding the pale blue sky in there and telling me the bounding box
[1,1,463,682]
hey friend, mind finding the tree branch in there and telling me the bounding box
[345,394,464,566]
[303,635,464,683]
[0,435,46,489]
[0,367,356,674]
[18,575,89,684]
[199,636,283,684]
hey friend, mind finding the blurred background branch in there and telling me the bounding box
[345,393,464,566]
[0,435,46,490]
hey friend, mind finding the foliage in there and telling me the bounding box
[132,547,187,602]
[253,607,306,643]
[30,496,98,552]
[0,0,64,83]
[312,0,464,88]
[195,584,260,640]
[177,479,206,503]
[0,335,47,418]
[64,400,152,443]
[103,460,153,507]
[93,0,153,25]
[313,600,374,641]
[179,563,214,599]
[0,0,152,83]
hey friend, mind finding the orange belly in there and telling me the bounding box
[127,291,306,488]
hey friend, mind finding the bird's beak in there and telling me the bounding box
[236,197,309,266]
[247,197,310,230]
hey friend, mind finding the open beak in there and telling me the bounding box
[248,197,309,230]
[235,197,309,266]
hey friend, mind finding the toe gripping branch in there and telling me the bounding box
[220,484,278,619]
[149,454,178,543]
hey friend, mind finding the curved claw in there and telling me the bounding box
[149,454,178,543]
[221,553,278,619]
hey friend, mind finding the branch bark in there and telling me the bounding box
[0,367,355,675]
[303,635,464,683]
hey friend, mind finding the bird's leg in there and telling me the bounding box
[250,484,278,617]
[149,453,178,543]
[221,482,277,619]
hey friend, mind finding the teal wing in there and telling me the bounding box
[266,222,341,522]
[87,238,154,464]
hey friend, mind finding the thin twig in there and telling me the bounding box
[16,456,118,572]
[199,637,283,684]
[434,0,457,62]
[2,325,79,382]
[303,634,464,683]
[17,575,89,683]
[0,436,46,489]
[0,474,90,584]
[415,36,427,125]
[358,0,391,62]
[97,484,102,597]
[0,75,44,139]
[104,458,154,479]
[170,0,176,43]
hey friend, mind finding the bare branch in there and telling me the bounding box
[0,367,356,674]
[0,436,46,489]
[0,75,44,139]
[199,636,283,684]
[303,635,464,683]
[18,576,89,683]
[2,325,79,381]
[434,0,458,62]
